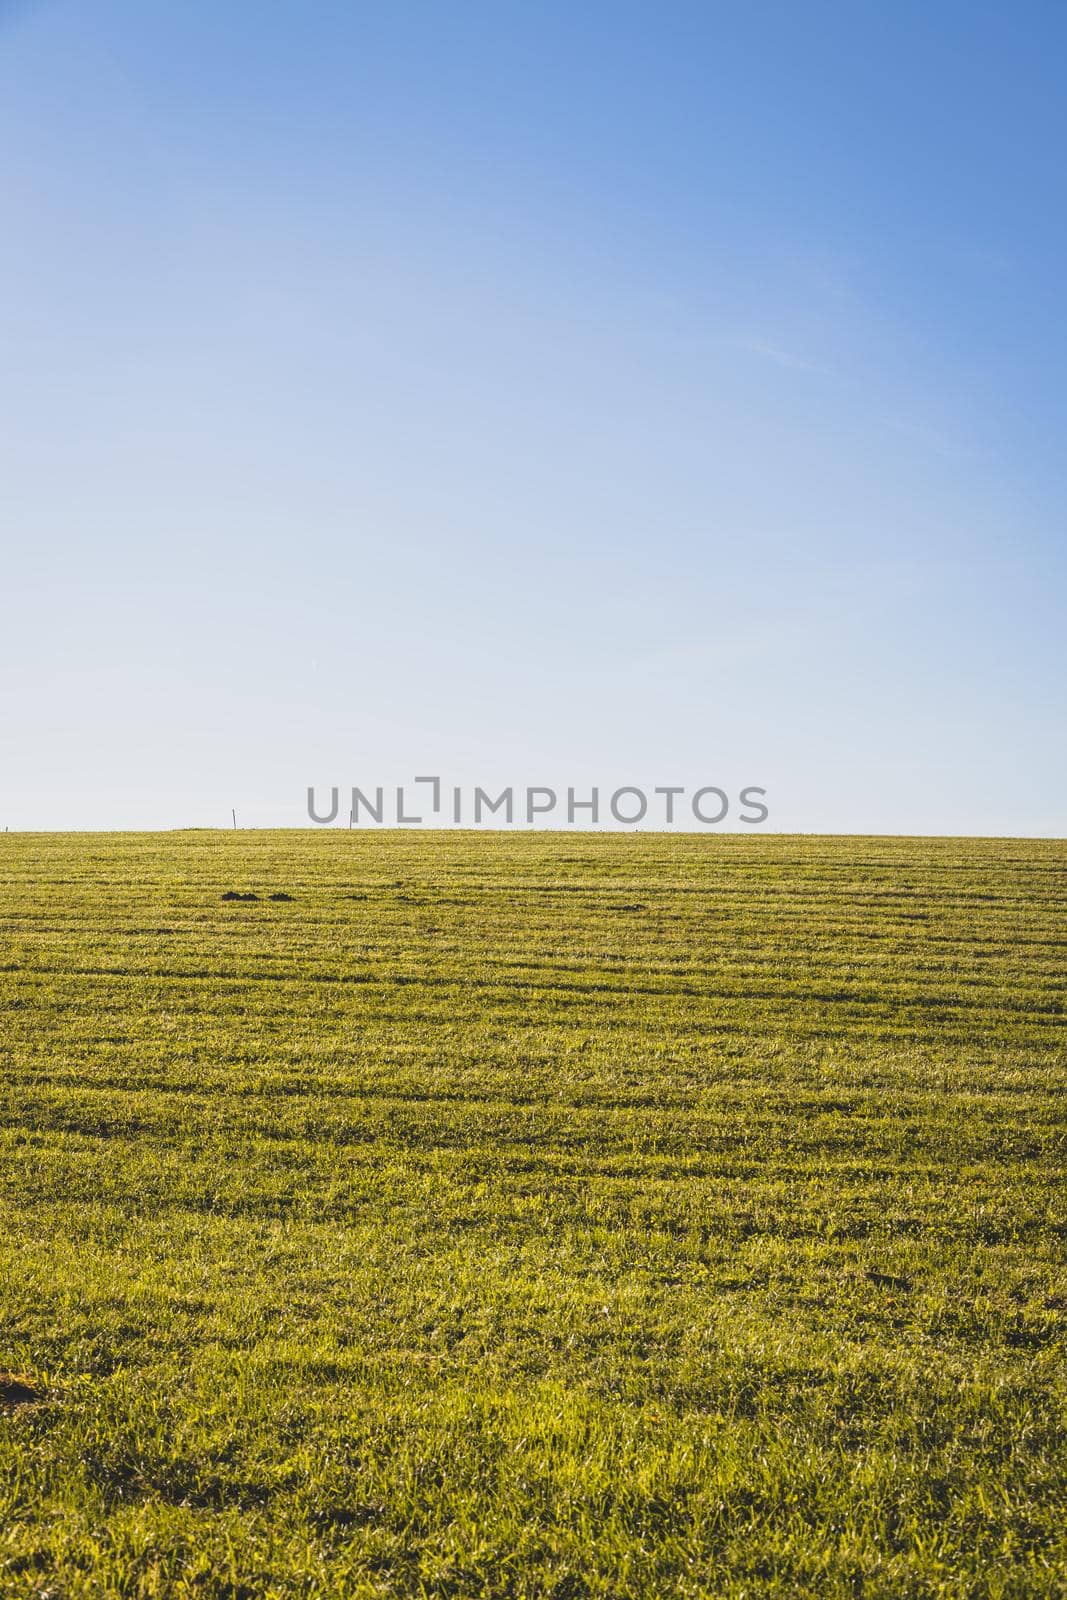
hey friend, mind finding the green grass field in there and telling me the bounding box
[1,831,1065,1598]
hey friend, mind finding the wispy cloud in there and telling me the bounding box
[740,338,825,374]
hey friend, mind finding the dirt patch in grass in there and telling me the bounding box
[221,890,293,902]
[0,1373,44,1409]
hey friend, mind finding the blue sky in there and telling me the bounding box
[1,0,1064,832]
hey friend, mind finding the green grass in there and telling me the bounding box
[1,830,1065,1598]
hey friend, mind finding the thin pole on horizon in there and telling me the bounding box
[232,809,237,831]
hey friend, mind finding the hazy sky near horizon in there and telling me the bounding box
[1,0,1064,832]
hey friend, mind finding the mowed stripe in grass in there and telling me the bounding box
[0,831,1065,1598]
